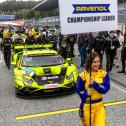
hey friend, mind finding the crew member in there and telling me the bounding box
[67,34,76,57]
[49,30,57,50]
[1,33,12,69]
[36,30,46,44]
[118,32,126,74]
[25,30,36,45]
[59,39,70,59]
[93,32,105,61]
[104,31,120,73]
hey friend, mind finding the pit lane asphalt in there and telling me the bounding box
[0,49,126,126]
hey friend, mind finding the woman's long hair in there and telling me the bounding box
[85,52,102,72]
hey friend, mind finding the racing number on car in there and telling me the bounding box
[25,57,32,62]
[23,57,32,65]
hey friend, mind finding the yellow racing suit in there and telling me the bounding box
[77,70,110,126]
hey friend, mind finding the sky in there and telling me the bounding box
[0,0,41,3]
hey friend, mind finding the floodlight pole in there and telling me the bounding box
[31,0,48,11]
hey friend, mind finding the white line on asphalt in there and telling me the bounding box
[111,83,126,93]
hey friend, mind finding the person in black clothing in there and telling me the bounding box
[44,26,49,42]
[0,28,3,39]
[0,28,3,50]
[49,30,57,50]
[67,34,76,57]
[14,35,24,45]
[104,31,120,73]
[58,32,64,47]
[1,33,12,69]
[78,33,88,67]
[93,32,105,60]
[85,33,94,55]
[118,33,126,74]
[59,40,70,59]
[16,26,25,34]
[104,31,109,38]
[25,30,36,45]
[36,30,46,44]
[13,34,24,53]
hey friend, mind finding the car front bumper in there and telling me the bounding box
[15,82,77,98]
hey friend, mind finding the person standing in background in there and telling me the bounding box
[25,30,36,45]
[115,30,124,68]
[104,31,120,73]
[67,34,76,58]
[86,33,94,56]
[1,33,12,69]
[118,32,126,74]
[92,32,105,61]
[49,30,57,51]
[59,39,70,59]
[36,30,46,44]
[78,33,87,68]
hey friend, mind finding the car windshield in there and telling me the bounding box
[22,55,65,67]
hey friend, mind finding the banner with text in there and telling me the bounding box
[58,0,118,34]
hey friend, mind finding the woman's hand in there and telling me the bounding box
[89,78,94,85]
[87,89,92,96]
[88,78,94,88]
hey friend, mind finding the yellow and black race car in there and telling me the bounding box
[12,49,78,97]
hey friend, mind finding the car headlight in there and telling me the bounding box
[23,77,33,84]
[66,72,73,80]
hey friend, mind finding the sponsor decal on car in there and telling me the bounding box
[44,83,59,89]
[41,76,59,80]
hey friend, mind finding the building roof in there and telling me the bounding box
[0,0,58,13]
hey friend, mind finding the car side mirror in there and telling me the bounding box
[66,58,72,65]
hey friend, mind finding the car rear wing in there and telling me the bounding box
[14,44,53,51]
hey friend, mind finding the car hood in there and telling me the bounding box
[14,63,78,86]
[31,65,68,76]
[14,63,77,78]
[14,64,69,76]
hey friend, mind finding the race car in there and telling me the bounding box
[12,49,78,96]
